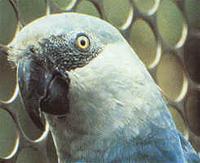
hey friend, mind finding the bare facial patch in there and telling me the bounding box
[37,34,103,73]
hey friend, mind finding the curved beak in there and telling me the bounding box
[17,59,70,130]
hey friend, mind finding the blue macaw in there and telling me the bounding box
[7,13,200,163]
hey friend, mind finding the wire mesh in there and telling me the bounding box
[0,0,199,162]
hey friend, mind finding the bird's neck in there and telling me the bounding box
[44,60,175,162]
[46,116,142,162]
[45,109,166,163]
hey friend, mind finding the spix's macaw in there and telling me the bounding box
[7,13,200,163]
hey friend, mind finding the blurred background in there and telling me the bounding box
[0,0,200,162]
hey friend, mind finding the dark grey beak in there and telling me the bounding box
[17,58,70,130]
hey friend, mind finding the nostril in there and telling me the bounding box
[29,46,36,54]
[56,115,67,121]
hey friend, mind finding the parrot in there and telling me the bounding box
[4,13,200,162]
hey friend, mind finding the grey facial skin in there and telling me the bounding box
[7,13,200,163]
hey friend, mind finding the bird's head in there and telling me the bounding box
[6,13,172,161]
[7,13,164,148]
[7,13,126,129]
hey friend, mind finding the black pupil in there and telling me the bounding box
[80,39,86,46]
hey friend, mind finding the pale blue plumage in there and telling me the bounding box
[8,13,200,163]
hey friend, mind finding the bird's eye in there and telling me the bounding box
[75,34,90,51]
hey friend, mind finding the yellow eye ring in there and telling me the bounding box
[76,35,90,51]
